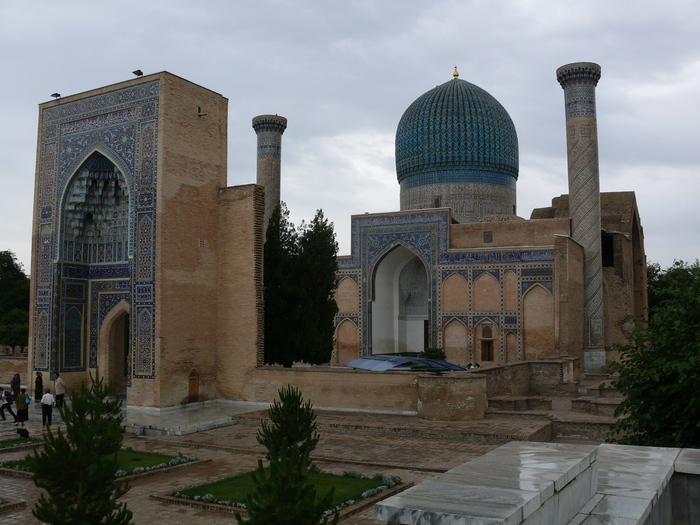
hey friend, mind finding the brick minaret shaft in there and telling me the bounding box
[557,62,604,349]
[252,115,288,233]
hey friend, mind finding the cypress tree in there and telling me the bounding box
[263,205,338,366]
[264,204,299,367]
[298,211,339,364]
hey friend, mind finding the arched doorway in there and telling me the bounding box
[98,301,130,398]
[188,370,199,403]
[371,246,429,354]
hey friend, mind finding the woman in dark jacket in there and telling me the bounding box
[10,373,20,399]
[34,372,43,402]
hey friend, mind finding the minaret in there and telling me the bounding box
[556,62,605,360]
[252,114,288,232]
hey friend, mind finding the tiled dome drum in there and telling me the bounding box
[396,76,519,221]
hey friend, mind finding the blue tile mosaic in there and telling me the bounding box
[395,78,518,185]
[32,80,159,378]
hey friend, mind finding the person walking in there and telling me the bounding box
[16,388,30,427]
[0,387,16,423]
[53,371,66,408]
[34,371,43,402]
[41,388,55,426]
[10,373,20,400]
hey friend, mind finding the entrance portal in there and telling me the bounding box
[371,246,429,354]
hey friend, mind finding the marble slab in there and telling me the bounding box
[376,441,597,524]
[675,447,700,475]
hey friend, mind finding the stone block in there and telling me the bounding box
[417,372,486,421]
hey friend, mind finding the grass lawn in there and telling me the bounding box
[0,437,41,449]
[0,449,178,475]
[178,470,385,508]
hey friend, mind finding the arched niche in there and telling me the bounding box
[443,273,468,312]
[336,277,359,314]
[473,272,500,312]
[443,318,468,367]
[523,284,554,361]
[334,319,359,366]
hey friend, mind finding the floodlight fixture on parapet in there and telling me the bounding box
[51,93,60,99]
[133,69,143,77]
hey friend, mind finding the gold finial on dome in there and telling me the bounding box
[453,65,459,79]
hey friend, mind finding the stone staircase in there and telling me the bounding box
[571,372,624,417]
[484,373,624,442]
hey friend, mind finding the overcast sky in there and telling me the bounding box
[1,0,698,272]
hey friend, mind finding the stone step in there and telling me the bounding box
[571,397,622,417]
[578,378,623,398]
[234,410,552,444]
[488,396,552,411]
[580,372,618,383]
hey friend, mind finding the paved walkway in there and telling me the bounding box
[0,403,609,524]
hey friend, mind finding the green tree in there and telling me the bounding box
[236,386,338,525]
[0,250,30,346]
[607,260,700,447]
[419,348,446,361]
[263,205,338,367]
[647,260,699,319]
[264,203,301,367]
[26,375,132,525]
[297,210,339,365]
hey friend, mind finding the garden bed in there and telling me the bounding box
[0,448,208,481]
[157,469,410,519]
[0,497,27,514]
[0,437,43,454]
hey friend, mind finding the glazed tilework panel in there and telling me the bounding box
[337,209,555,357]
[401,181,516,222]
[32,81,159,377]
[345,211,448,354]
[400,170,516,189]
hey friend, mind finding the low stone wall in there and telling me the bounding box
[529,358,579,396]
[248,367,490,421]
[477,358,580,398]
[481,362,530,397]
[0,346,28,356]
[417,373,486,421]
[0,355,28,387]
[249,366,419,413]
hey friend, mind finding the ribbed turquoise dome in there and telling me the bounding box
[396,77,519,189]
